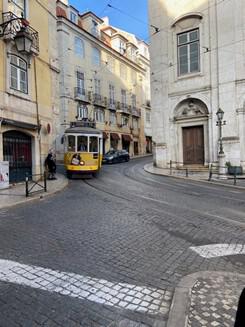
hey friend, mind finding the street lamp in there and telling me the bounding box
[216,108,226,177]
[14,27,33,54]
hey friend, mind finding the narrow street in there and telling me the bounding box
[0,157,244,327]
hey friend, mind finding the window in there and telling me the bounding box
[133,118,139,129]
[109,84,115,104]
[74,37,84,57]
[77,104,88,120]
[131,94,136,108]
[77,135,88,151]
[109,112,116,125]
[91,20,99,37]
[107,55,115,73]
[76,71,85,95]
[177,29,200,75]
[89,136,98,153]
[120,64,127,80]
[68,135,75,152]
[70,11,77,23]
[9,0,26,18]
[92,47,100,66]
[10,55,28,93]
[119,40,126,54]
[94,79,101,97]
[146,111,151,124]
[94,108,104,123]
[121,89,126,106]
[121,115,128,127]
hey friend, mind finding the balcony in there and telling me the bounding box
[1,12,39,54]
[74,88,91,103]
[93,93,107,107]
[132,107,141,117]
[117,102,131,115]
[108,99,116,111]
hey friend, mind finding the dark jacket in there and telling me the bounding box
[234,288,245,327]
[45,154,56,173]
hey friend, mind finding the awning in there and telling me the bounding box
[103,131,108,139]
[1,118,39,130]
[110,133,120,141]
[122,134,133,142]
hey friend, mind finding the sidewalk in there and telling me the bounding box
[144,163,245,189]
[167,271,245,327]
[0,173,68,210]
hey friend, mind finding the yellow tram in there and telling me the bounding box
[63,121,103,178]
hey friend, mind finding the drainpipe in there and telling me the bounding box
[33,56,42,175]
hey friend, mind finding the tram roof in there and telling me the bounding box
[64,126,102,135]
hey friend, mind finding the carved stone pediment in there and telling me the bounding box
[174,99,208,120]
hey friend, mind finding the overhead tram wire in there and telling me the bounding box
[107,3,160,35]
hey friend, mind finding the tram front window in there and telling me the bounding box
[77,136,88,152]
[89,136,98,153]
[68,135,75,152]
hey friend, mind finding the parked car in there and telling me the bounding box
[102,150,130,164]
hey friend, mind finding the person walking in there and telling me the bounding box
[45,150,57,180]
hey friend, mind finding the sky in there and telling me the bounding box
[69,0,149,41]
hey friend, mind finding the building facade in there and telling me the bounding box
[56,0,151,159]
[149,0,245,169]
[0,0,58,182]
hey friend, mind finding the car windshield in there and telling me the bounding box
[106,151,116,156]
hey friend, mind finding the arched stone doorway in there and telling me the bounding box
[3,131,32,182]
[173,98,209,165]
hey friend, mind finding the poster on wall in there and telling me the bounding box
[0,161,9,189]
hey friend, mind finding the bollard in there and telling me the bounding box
[170,160,172,175]
[234,173,237,185]
[25,176,29,197]
[44,172,47,192]
[208,164,213,181]
[186,168,188,177]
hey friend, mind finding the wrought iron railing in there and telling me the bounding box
[1,12,39,53]
[25,173,47,197]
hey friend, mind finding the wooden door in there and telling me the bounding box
[183,126,204,165]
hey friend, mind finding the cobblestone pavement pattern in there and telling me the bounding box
[0,157,244,326]
[187,275,245,327]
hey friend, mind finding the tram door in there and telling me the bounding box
[3,131,32,182]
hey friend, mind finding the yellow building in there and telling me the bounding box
[56,0,150,158]
[0,0,58,182]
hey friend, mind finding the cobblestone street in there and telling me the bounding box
[0,157,244,326]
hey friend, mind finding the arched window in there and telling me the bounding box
[74,37,85,57]
[10,55,28,93]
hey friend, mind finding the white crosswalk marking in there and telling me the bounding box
[190,244,245,258]
[0,259,171,315]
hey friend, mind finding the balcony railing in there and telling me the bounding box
[108,99,116,111]
[132,107,141,117]
[93,93,107,107]
[2,12,39,54]
[74,87,91,103]
[118,102,131,114]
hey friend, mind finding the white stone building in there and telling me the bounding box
[149,0,245,169]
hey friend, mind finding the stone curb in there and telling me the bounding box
[0,174,68,210]
[167,271,245,327]
[144,163,245,190]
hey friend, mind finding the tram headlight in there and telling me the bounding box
[80,160,85,166]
